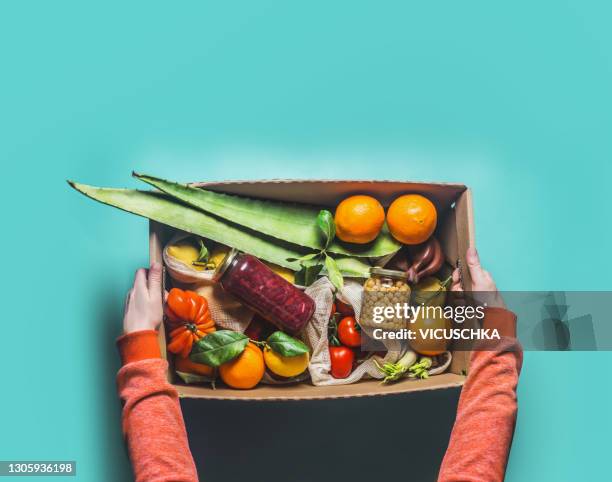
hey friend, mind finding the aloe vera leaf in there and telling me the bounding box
[133,173,401,258]
[68,182,304,270]
[68,182,372,277]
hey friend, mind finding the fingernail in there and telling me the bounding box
[467,247,478,261]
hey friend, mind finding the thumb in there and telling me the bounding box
[466,247,487,284]
[148,262,163,299]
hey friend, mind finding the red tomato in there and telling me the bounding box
[337,316,361,348]
[329,302,337,319]
[329,346,354,378]
[336,300,354,316]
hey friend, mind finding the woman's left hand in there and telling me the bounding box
[123,262,164,334]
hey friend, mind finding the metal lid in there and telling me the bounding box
[369,267,408,279]
[212,248,240,282]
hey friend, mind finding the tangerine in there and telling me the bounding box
[174,355,215,377]
[334,195,385,244]
[219,342,265,389]
[387,194,437,245]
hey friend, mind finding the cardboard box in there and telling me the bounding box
[150,180,475,400]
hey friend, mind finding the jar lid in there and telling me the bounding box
[212,248,240,282]
[369,267,408,279]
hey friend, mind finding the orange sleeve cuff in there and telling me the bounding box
[482,307,517,338]
[117,330,162,365]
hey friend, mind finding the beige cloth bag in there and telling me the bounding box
[302,277,452,385]
[302,277,404,386]
[163,232,254,332]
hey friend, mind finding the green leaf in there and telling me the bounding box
[325,254,344,291]
[67,182,308,270]
[295,263,323,287]
[132,173,401,257]
[286,252,320,263]
[190,330,249,367]
[316,210,335,248]
[176,371,214,384]
[196,239,209,263]
[68,182,373,277]
[267,331,309,357]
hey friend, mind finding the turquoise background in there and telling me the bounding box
[1,1,611,481]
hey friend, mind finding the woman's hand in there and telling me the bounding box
[123,262,164,334]
[451,247,506,309]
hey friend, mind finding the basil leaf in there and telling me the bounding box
[317,210,335,248]
[267,331,309,357]
[196,238,209,263]
[295,263,323,287]
[176,371,214,384]
[325,255,344,291]
[190,330,248,367]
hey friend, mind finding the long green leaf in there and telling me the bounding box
[134,173,401,257]
[68,181,372,277]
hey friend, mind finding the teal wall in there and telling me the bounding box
[1,1,610,481]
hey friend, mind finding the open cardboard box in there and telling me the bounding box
[150,180,475,400]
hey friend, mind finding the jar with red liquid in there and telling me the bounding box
[213,249,316,334]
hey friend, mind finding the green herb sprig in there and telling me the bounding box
[289,210,344,291]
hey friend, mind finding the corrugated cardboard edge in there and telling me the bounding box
[449,188,476,376]
[149,179,473,399]
[175,374,465,401]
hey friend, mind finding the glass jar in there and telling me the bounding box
[360,268,411,330]
[213,249,315,334]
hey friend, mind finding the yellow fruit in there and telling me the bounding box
[263,348,310,378]
[334,195,385,244]
[409,309,451,356]
[412,276,447,307]
[167,242,205,271]
[209,245,230,268]
[265,262,296,284]
[219,343,265,389]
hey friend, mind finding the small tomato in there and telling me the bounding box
[337,316,361,348]
[329,346,354,379]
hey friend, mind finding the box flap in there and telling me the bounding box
[191,179,466,210]
[176,373,465,401]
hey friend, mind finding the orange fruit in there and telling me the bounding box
[174,355,215,377]
[387,194,437,245]
[219,342,265,389]
[408,309,451,356]
[334,195,385,244]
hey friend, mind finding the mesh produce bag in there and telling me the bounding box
[302,277,404,386]
[164,232,254,332]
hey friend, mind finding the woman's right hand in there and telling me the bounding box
[451,247,506,309]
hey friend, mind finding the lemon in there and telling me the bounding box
[264,262,296,284]
[167,242,205,271]
[412,276,447,306]
[209,245,230,268]
[263,348,309,378]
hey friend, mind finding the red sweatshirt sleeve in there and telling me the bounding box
[116,331,198,482]
[438,308,523,482]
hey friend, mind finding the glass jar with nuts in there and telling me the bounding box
[360,268,411,330]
